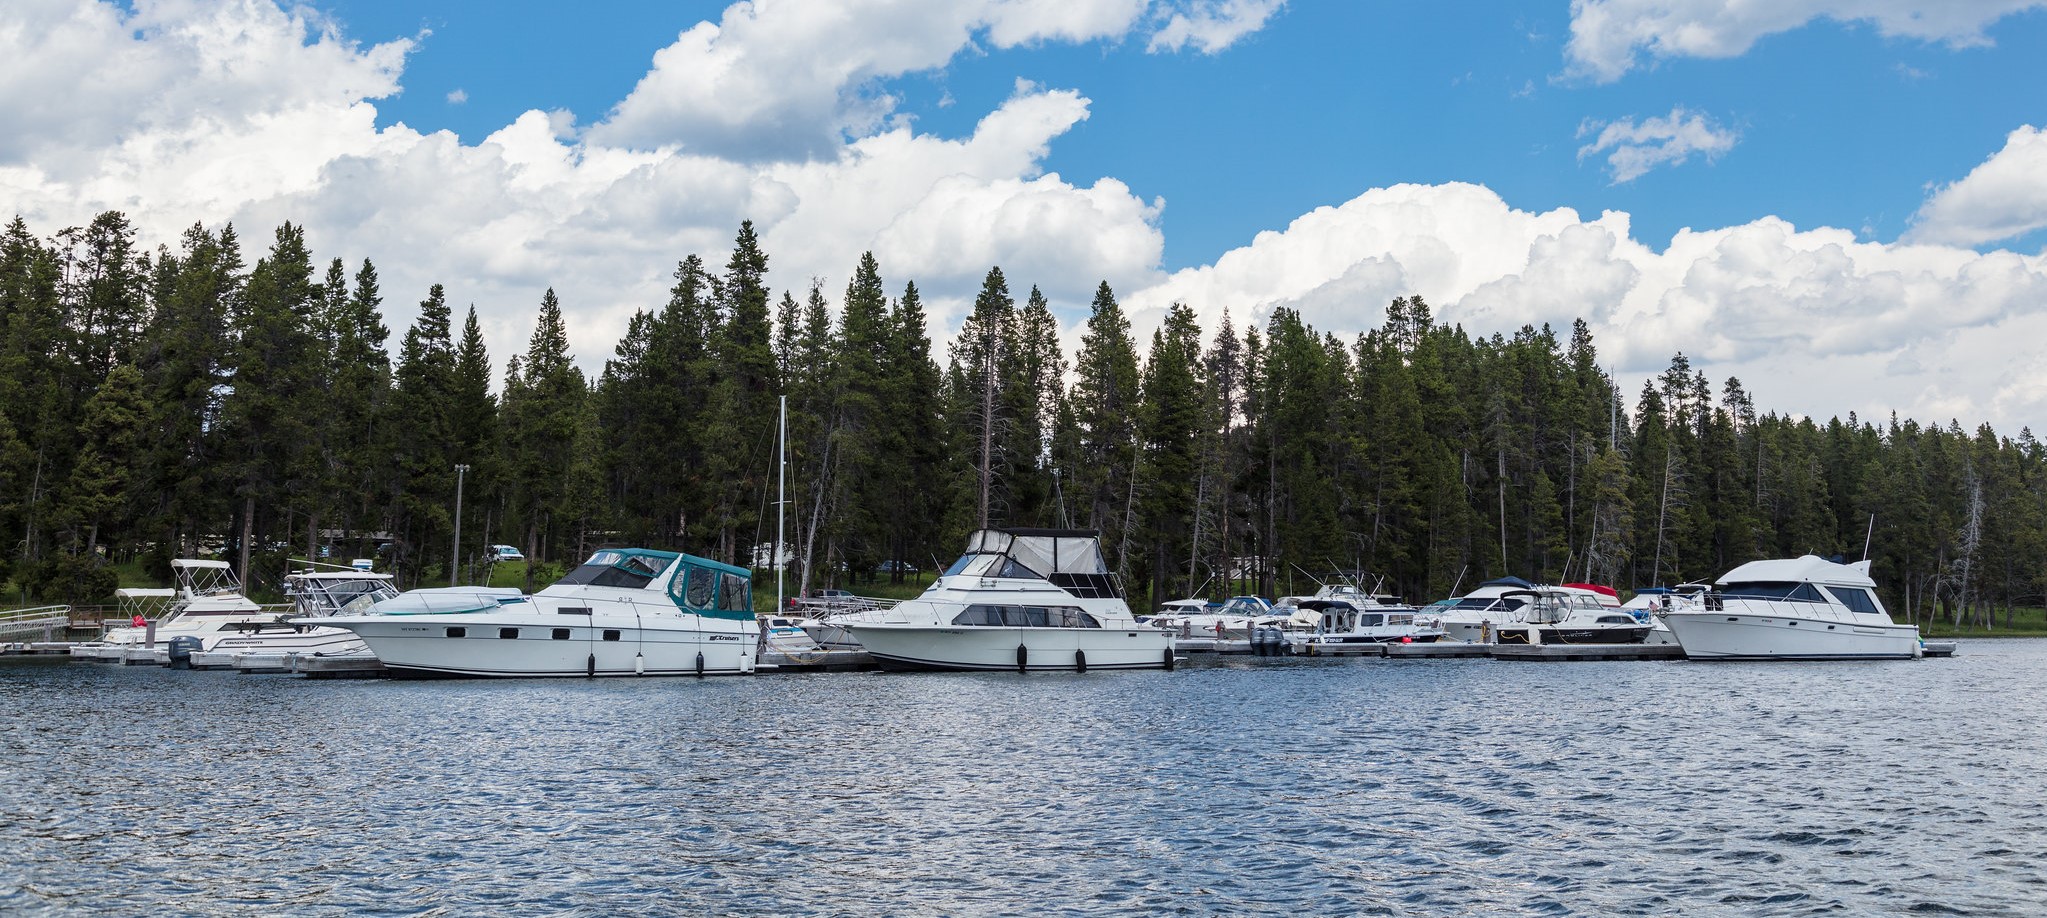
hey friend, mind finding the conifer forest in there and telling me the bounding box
[3,212,2040,627]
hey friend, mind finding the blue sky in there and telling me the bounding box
[326,1,2047,266]
[6,1,2047,429]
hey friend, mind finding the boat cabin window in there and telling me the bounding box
[1719,581,1827,603]
[1596,615,1638,625]
[721,572,751,613]
[1827,586,1882,615]
[949,604,1101,628]
[557,550,670,589]
[945,553,999,578]
[1360,614,1385,627]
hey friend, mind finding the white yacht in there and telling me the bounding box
[1429,577,1536,642]
[1492,586,1653,644]
[317,548,760,678]
[1660,556,1921,660]
[187,568,400,672]
[841,528,1175,671]
[69,560,277,663]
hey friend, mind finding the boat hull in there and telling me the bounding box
[846,623,1175,671]
[1662,612,1920,660]
[1495,624,1650,645]
[323,613,757,678]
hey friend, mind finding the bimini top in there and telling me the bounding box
[950,528,1120,599]
[1718,555,1875,589]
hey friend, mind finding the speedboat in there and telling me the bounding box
[1660,556,1921,660]
[68,560,278,664]
[1493,586,1653,644]
[841,528,1175,671]
[317,548,760,678]
[187,567,400,672]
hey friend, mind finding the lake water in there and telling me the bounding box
[4,642,2044,916]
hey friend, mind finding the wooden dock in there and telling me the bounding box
[295,654,388,679]
[759,648,876,672]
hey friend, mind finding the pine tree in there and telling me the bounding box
[1069,281,1142,572]
[501,289,589,590]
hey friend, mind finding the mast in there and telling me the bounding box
[777,395,787,613]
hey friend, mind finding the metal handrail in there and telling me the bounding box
[0,605,71,638]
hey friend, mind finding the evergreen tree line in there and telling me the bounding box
[2,212,2038,626]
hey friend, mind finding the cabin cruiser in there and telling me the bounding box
[69,560,277,663]
[1147,595,1283,652]
[840,528,1174,671]
[1286,596,1445,651]
[317,548,759,678]
[1493,586,1653,644]
[1430,577,1537,642]
[1660,556,1921,660]
[187,568,400,672]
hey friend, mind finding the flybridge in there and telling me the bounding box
[952,528,1122,599]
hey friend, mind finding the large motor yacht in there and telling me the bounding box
[187,567,400,672]
[1660,555,1921,660]
[841,528,1175,671]
[69,560,276,663]
[318,548,760,678]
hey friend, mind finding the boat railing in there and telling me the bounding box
[790,594,902,618]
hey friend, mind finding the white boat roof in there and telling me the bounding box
[290,570,395,581]
[171,559,233,570]
[1718,555,1875,588]
[115,588,177,598]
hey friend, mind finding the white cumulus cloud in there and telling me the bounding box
[1577,107,1738,183]
[1148,0,1286,54]
[1907,124,2047,246]
[1123,182,2047,430]
[1564,0,2047,83]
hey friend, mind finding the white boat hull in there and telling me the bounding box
[845,622,1175,671]
[188,627,368,672]
[1663,611,1920,660]
[325,613,757,678]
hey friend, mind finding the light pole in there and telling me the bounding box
[451,463,470,587]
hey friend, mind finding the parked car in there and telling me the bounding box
[874,560,919,575]
[488,544,525,563]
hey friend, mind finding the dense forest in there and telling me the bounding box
[3,212,2041,627]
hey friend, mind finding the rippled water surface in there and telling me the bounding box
[5,641,2045,916]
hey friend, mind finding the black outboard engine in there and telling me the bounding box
[166,635,203,669]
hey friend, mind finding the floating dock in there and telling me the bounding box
[759,648,875,671]
[1488,642,1687,661]
[295,653,388,679]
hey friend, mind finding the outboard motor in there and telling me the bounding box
[166,635,203,670]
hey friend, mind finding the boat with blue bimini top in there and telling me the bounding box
[841,528,1175,672]
[1659,555,1923,660]
[315,548,760,678]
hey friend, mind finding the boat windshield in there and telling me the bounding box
[556,550,674,589]
[289,577,399,616]
[1719,581,1828,603]
[1452,596,1525,612]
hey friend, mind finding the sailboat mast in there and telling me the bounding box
[777,394,786,613]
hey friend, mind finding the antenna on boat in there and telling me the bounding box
[1447,565,1468,599]
[1862,513,1876,561]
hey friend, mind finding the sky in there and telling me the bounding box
[5,0,2047,432]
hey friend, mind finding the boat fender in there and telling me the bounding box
[1162,647,1175,671]
[1075,650,1087,673]
[1016,643,1028,673]
[635,652,645,676]
[695,651,706,678]
[131,615,146,628]
[586,653,596,678]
